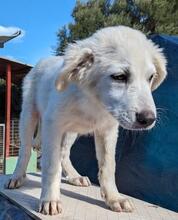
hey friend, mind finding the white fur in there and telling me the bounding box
[5,26,167,215]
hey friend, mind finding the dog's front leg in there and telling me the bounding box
[94,123,133,212]
[39,118,62,215]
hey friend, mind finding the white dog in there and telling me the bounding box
[5,26,167,215]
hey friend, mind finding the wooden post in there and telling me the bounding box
[4,63,11,173]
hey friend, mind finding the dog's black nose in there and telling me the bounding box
[136,110,156,127]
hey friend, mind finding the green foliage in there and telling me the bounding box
[0,78,5,85]
[56,26,70,55]
[56,0,178,55]
[136,0,178,34]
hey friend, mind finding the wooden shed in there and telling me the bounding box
[0,57,36,174]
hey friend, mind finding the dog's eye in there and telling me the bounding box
[149,74,154,82]
[110,74,127,83]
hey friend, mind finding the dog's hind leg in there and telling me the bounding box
[5,107,38,189]
[5,74,38,189]
[61,132,91,187]
[32,121,41,152]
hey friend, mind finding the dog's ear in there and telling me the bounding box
[151,49,167,91]
[55,48,94,91]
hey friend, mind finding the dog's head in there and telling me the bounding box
[55,26,167,130]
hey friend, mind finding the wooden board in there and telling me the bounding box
[0,174,177,220]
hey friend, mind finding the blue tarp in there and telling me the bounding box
[71,34,178,212]
[0,194,33,220]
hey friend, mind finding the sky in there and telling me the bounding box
[0,0,76,65]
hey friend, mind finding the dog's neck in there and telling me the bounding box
[59,84,117,134]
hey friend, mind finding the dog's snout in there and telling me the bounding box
[136,110,156,127]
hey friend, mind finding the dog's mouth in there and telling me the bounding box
[118,117,156,131]
[109,109,156,131]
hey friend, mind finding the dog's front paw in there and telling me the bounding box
[39,200,62,215]
[4,174,26,189]
[107,198,133,212]
[67,176,91,187]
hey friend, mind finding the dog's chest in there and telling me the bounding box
[59,88,113,134]
[63,108,109,134]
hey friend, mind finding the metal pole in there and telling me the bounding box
[4,63,11,174]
